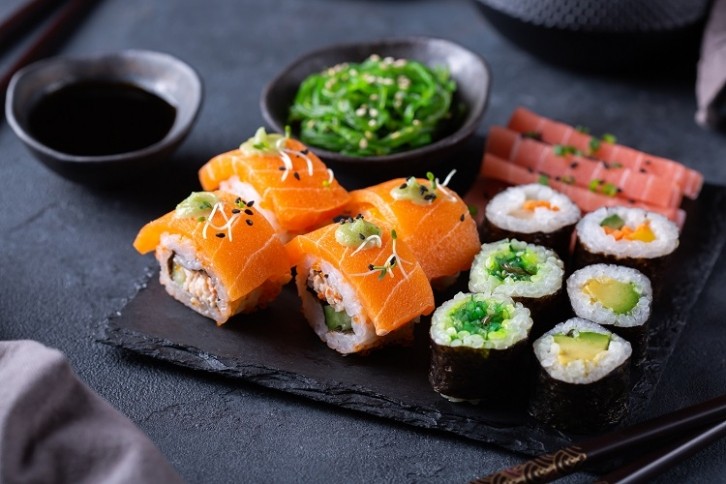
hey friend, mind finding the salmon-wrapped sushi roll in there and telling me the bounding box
[199,128,350,240]
[286,216,435,354]
[133,191,291,325]
[347,172,480,287]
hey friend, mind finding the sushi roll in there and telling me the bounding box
[133,191,292,324]
[429,292,533,404]
[468,239,565,335]
[573,206,679,284]
[347,172,480,288]
[567,264,652,363]
[285,215,435,354]
[198,127,350,241]
[482,183,581,258]
[529,318,632,433]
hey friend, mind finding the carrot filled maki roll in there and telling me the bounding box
[286,216,435,354]
[198,128,350,240]
[347,172,480,287]
[133,191,292,325]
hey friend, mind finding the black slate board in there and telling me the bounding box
[104,183,726,455]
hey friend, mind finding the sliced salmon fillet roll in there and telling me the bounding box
[346,175,480,287]
[480,153,686,228]
[286,218,434,354]
[134,191,292,325]
[199,128,350,240]
[487,126,683,209]
[507,107,703,199]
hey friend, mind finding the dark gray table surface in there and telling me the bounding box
[1,0,725,482]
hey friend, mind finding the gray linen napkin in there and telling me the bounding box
[696,0,726,127]
[0,340,183,484]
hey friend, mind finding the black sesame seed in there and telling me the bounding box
[293,172,301,180]
[246,219,253,226]
[246,201,254,207]
[628,199,636,204]
[324,273,329,278]
[235,197,242,204]
[390,256,397,265]
[570,162,579,169]
[300,149,309,155]
[278,166,286,171]
[231,208,241,214]
[358,232,365,240]
[216,233,225,238]
[368,264,375,271]
[459,213,465,222]
[399,183,407,190]
[244,209,254,215]
[645,159,652,165]
[356,213,363,219]
[527,167,534,174]
[639,168,647,173]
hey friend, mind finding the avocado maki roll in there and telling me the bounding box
[567,264,652,363]
[429,292,533,405]
[482,184,581,259]
[573,207,679,287]
[529,318,632,433]
[469,239,566,336]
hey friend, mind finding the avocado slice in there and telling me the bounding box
[553,331,610,364]
[323,305,352,332]
[583,278,640,314]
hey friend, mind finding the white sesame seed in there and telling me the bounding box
[369,108,379,117]
[359,139,368,149]
[368,119,376,127]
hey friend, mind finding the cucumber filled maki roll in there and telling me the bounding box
[573,207,679,286]
[529,318,632,434]
[482,184,581,259]
[567,264,652,363]
[469,239,565,336]
[429,292,533,405]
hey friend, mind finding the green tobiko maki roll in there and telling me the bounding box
[429,292,532,405]
[529,318,632,434]
[469,239,566,336]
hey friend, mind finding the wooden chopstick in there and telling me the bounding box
[470,394,726,484]
[0,0,99,99]
[0,0,61,49]
[595,419,726,484]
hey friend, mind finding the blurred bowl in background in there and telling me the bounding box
[472,0,710,74]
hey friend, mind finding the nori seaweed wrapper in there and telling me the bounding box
[528,360,630,434]
[573,238,671,294]
[513,286,571,340]
[429,339,530,406]
[481,217,576,262]
[602,324,648,367]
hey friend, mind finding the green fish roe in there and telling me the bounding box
[486,244,540,281]
[448,296,512,341]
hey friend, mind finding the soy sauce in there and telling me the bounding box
[28,81,176,156]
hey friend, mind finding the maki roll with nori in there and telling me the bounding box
[567,264,652,363]
[573,206,679,285]
[429,292,533,404]
[482,184,581,258]
[469,239,565,335]
[529,318,632,433]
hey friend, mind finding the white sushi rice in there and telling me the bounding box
[567,264,652,328]
[469,239,564,298]
[533,318,632,384]
[485,183,581,233]
[296,255,412,354]
[576,206,679,259]
[430,292,532,349]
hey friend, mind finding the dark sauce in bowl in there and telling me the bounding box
[28,81,176,157]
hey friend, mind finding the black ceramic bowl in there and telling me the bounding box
[5,49,203,185]
[261,37,490,177]
[472,0,709,73]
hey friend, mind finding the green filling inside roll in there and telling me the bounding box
[446,296,513,342]
[486,244,539,281]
